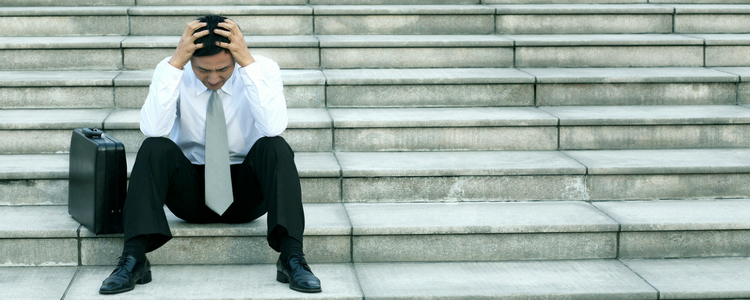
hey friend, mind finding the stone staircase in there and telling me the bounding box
[2,0,750,299]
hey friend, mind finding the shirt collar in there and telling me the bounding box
[193,63,238,97]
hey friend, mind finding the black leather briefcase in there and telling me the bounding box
[68,128,127,234]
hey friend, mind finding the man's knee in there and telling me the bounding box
[138,137,180,158]
[253,136,294,156]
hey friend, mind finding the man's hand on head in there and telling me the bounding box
[214,19,255,68]
[169,20,209,70]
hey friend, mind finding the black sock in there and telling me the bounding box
[122,235,148,262]
[279,235,303,263]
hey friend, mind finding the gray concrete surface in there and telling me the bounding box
[80,204,352,264]
[586,173,750,200]
[342,175,588,202]
[622,258,750,299]
[0,108,110,130]
[333,127,557,151]
[619,230,750,258]
[0,267,77,299]
[65,264,362,300]
[0,179,67,205]
[594,199,750,231]
[0,206,80,266]
[497,14,671,34]
[327,84,534,107]
[345,202,617,235]
[323,68,535,85]
[0,154,68,180]
[677,14,750,34]
[317,34,514,47]
[564,148,750,174]
[536,83,737,106]
[559,124,750,149]
[315,15,493,35]
[516,46,703,68]
[523,67,738,83]
[355,260,657,299]
[493,4,673,14]
[321,48,513,68]
[543,105,750,125]
[329,107,557,127]
[336,151,586,177]
[353,232,616,262]
[130,15,312,36]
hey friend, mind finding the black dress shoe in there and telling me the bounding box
[276,254,322,293]
[99,255,152,294]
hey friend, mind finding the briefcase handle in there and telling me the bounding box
[82,127,103,138]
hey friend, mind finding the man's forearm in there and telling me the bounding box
[141,58,183,137]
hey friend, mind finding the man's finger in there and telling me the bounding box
[191,29,210,39]
[215,41,230,49]
[217,22,241,35]
[213,28,231,37]
[194,42,204,49]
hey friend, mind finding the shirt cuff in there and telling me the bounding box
[240,61,268,85]
[155,56,184,85]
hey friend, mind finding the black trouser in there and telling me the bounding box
[122,136,304,253]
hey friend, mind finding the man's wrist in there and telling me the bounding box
[168,57,187,70]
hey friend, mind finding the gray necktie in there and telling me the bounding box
[204,90,234,215]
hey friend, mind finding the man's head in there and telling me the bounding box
[191,15,235,90]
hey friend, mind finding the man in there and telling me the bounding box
[98,15,321,294]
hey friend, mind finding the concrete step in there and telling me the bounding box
[338,149,750,202]
[4,200,748,266]
[675,5,750,34]
[0,36,126,71]
[6,149,750,205]
[115,69,326,109]
[336,150,588,202]
[565,148,750,200]
[595,199,750,259]
[511,34,704,67]
[4,257,750,300]
[0,105,750,154]
[122,35,320,69]
[0,0,134,6]
[0,67,740,109]
[494,4,674,34]
[127,6,312,36]
[0,35,319,70]
[317,35,513,68]
[620,257,750,299]
[12,105,750,154]
[312,5,495,35]
[688,34,750,67]
[0,69,324,109]
[328,107,559,151]
[323,68,536,107]
[345,201,618,262]
[312,0,479,3]
[9,4,739,36]
[5,34,749,70]
[0,7,130,36]
[541,105,750,149]
[0,151,340,206]
[0,204,351,266]
[0,108,333,154]
[525,67,739,106]
[714,67,750,104]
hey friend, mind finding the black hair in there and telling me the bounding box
[193,15,231,57]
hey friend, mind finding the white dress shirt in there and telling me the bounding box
[140,55,288,165]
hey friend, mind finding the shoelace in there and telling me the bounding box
[109,256,131,276]
[289,254,312,273]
